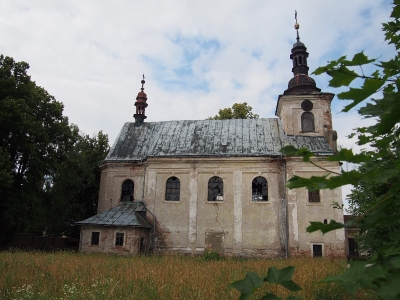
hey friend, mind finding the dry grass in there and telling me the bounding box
[0,250,376,299]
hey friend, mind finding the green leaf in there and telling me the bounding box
[280,146,314,162]
[321,261,385,295]
[230,272,264,300]
[264,266,302,292]
[339,78,385,112]
[286,175,329,191]
[377,273,400,299]
[307,220,345,234]
[326,148,369,163]
[342,52,376,66]
[327,66,358,87]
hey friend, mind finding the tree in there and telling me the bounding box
[0,55,109,241]
[46,127,109,237]
[207,102,259,120]
[232,2,400,299]
[0,55,74,238]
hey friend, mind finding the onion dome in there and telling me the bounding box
[133,75,148,126]
[284,12,320,95]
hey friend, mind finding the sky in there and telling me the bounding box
[0,1,396,207]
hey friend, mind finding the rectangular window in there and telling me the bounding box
[313,244,323,257]
[308,190,320,203]
[91,232,100,245]
[115,232,124,246]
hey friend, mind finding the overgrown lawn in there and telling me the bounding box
[0,251,376,299]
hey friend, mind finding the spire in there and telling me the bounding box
[284,11,320,95]
[295,10,300,43]
[133,75,148,126]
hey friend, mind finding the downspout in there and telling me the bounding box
[141,158,156,253]
[281,154,289,258]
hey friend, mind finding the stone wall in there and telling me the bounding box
[79,225,150,255]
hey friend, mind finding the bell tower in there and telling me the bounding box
[275,12,337,151]
[133,75,148,126]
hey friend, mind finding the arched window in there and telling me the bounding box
[301,112,315,133]
[299,56,303,65]
[295,57,298,66]
[252,176,268,201]
[121,179,134,202]
[208,176,223,201]
[165,176,180,201]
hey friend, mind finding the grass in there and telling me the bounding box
[0,250,377,300]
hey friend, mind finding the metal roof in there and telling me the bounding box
[76,202,152,228]
[105,118,333,162]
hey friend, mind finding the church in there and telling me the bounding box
[77,21,345,258]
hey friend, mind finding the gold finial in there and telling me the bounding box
[141,74,145,91]
[294,10,300,42]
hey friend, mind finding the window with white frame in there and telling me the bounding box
[115,232,124,246]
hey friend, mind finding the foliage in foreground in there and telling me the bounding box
[233,2,400,299]
[0,251,371,300]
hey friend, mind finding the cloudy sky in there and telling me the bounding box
[0,1,395,206]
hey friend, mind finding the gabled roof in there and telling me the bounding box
[104,118,333,162]
[76,202,152,228]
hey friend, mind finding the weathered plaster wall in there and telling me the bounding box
[96,156,345,257]
[285,158,345,257]
[79,226,150,255]
[276,93,334,136]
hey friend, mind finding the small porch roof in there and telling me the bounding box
[76,202,152,229]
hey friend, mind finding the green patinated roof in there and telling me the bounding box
[76,202,151,228]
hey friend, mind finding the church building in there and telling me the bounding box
[77,21,345,258]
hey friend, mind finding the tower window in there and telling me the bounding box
[299,56,302,65]
[208,176,223,201]
[308,190,320,203]
[252,176,268,201]
[301,112,315,132]
[165,176,180,201]
[121,179,134,202]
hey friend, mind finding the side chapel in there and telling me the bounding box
[77,19,345,258]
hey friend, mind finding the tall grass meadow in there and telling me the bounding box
[0,250,376,299]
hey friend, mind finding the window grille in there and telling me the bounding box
[115,232,124,246]
[308,190,320,203]
[165,176,180,201]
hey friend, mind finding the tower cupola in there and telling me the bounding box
[284,12,320,95]
[133,75,148,126]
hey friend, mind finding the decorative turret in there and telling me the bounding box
[133,75,148,126]
[284,11,320,95]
